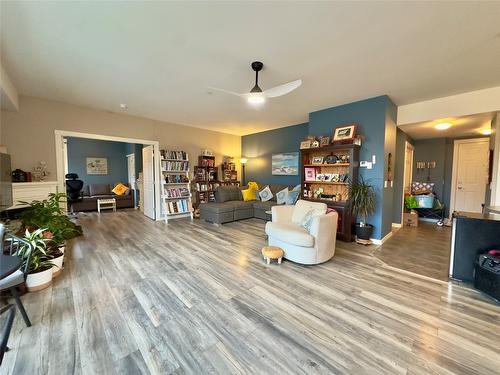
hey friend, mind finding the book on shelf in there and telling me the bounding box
[166,199,192,214]
[164,187,190,198]
[164,174,189,183]
[161,150,188,160]
[162,160,189,171]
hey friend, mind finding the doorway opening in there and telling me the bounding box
[55,130,161,220]
[376,112,495,281]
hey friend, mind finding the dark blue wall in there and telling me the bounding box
[242,95,397,240]
[309,96,395,240]
[241,123,308,186]
[67,138,129,186]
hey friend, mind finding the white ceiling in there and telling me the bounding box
[1,2,500,136]
[398,112,495,140]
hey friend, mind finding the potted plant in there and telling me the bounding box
[44,231,65,277]
[349,177,376,244]
[18,193,82,250]
[16,228,54,291]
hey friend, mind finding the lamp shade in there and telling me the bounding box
[240,158,248,164]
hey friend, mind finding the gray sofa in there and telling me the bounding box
[200,184,292,224]
[72,183,135,212]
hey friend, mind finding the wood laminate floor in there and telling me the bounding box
[2,210,499,374]
[373,222,451,281]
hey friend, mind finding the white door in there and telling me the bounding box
[142,145,155,220]
[452,139,489,213]
[127,154,136,189]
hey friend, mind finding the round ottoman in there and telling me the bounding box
[261,246,284,265]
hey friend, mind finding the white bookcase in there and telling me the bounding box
[160,150,194,223]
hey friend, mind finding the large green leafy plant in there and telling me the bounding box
[349,177,376,226]
[15,228,53,273]
[18,193,82,245]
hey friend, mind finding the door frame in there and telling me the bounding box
[449,137,489,217]
[400,141,414,223]
[126,153,136,190]
[55,130,162,220]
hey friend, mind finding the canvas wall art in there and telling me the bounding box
[272,152,299,175]
[86,157,108,175]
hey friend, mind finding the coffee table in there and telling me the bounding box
[97,198,116,213]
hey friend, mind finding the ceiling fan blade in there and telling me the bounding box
[208,87,246,98]
[263,79,302,98]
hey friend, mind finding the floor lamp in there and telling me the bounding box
[240,158,248,185]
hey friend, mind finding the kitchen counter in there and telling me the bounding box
[450,211,500,281]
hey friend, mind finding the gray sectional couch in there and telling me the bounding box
[199,184,292,224]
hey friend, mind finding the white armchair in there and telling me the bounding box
[264,200,338,265]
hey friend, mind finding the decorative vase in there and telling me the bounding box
[51,253,65,277]
[26,268,53,292]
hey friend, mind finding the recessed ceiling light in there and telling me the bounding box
[480,128,492,135]
[119,103,128,109]
[435,122,452,130]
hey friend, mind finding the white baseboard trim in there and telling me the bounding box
[392,222,402,228]
[370,230,393,245]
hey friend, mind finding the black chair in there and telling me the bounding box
[0,225,32,327]
[0,304,15,366]
[66,173,84,216]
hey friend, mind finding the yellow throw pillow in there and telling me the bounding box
[112,183,129,196]
[247,181,259,191]
[241,187,257,201]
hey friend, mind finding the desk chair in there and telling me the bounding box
[66,173,84,216]
[0,224,32,327]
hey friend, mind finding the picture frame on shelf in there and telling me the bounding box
[333,124,357,142]
[304,167,316,181]
[324,154,338,164]
[320,136,330,147]
[311,140,320,148]
[311,156,324,164]
[300,140,311,149]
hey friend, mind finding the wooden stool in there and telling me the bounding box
[261,246,284,265]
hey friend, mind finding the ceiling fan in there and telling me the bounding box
[209,61,302,104]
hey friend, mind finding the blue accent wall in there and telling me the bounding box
[67,138,130,186]
[309,96,396,240]
[241,123,308,186]
[242,95,397,240]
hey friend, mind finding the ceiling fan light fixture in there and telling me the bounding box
[247,92,265,104]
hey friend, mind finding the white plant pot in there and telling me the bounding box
[59,245,66,254]
[26,268,53,292]
[51,253,65,277]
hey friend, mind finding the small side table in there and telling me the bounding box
[97,198,116,213]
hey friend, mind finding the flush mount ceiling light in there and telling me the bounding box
[435,122,452,130]
[119,103,128,109]
[209,61,302,106]
[480,128,492,135]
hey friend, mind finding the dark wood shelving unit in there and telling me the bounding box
[300,144,360,242]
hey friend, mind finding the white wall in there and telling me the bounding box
[397,86,500,126]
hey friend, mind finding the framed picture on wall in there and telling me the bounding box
[333,124,357,142]
[272,152,299,175]
[86,157,108,175]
